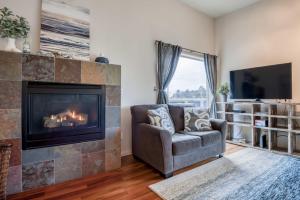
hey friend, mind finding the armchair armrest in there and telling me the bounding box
[134,123,173,175]
[210,119,227,152]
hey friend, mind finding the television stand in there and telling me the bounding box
[216,101,300,158]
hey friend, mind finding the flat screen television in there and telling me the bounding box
[230,63,292,100]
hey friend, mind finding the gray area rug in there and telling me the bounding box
[149,148,300,200]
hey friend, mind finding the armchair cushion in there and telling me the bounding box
[184,107,212,132]
[147,107,175,135]
[185,130,222,146]
[172,133,202,155]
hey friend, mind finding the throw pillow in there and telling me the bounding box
[147,107,175,135]
[184,107,212,132]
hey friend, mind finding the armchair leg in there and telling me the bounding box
[162,172,173,178]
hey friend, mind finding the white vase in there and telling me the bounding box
[4,38,21,52]
[221,94,228,102]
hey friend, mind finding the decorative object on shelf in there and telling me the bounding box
[260,133,268,148]
[36,50,55,57]
[40,0,90,61]
[23,38,31,53]
[255,119,268,127]
[53,51,73,59]
[0,7,30,52]
[217,83,230,102]
[0,143,12,200]
[95,53,109,64]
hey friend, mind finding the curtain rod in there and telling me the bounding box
[155,40,214,56]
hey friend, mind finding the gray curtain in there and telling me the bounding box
[204,54,217,118]
[156,41,182,104]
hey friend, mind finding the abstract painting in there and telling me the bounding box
[40,0,90,60]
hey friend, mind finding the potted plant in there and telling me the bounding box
[0,7,30,52]
[217,83,230,102]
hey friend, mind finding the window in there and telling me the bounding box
[167,53,209,109]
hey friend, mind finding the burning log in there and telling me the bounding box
[43,110,88,128]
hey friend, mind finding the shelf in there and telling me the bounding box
[217,102,300,106]
[271,146,288,154]
[218,101,300,158]
[269,126,289,132]
[291,129,300,134]
[254,114,289,119]
[226,140,252,147]
[253,113,268,117]
[253,126,269,130]
[226,112,252,116]
[270,115,289,119]
[290,116,300,119]
[218,111,299,119]
[227,122,252,127]
[292,151,300,157]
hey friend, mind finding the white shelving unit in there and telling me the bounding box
[217,101,300,157]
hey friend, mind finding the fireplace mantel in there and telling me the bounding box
[0,50,121,194]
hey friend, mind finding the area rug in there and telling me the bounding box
[149,148,300,200]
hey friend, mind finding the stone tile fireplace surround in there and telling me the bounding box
[0,51,121,195]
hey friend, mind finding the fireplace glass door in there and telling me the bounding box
[22,82,105,149]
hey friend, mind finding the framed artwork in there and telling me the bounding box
[40,0,90,60]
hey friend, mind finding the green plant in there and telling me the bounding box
[0,7,30,39]
[217,83,230,96]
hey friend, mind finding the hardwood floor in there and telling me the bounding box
[8,144,243,200]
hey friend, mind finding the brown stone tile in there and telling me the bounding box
[81,140,105,154]
[0,51,21,81]
[7,165,22,195]
[55,153,82,184]
[0,81,21,109]
[53,143,81,159]
[105,65,121,86]
[22,147,54,165]
[22,54,54,81]
[55,58,81,83]
[105,128,121,151]
[22,160,54,191]
[106,86,121,106]
[105,148,121,171]
[2,138,21,166]
[82,150,105,176]
[105,106,121,128]
[0,109,21,140]
[81,62,106,84]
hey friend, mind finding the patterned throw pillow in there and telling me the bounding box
[147,107,175,135]
[184,107,212,132]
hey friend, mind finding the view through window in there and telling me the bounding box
[167,55,209,108]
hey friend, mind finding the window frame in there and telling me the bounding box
[167,50,211,108]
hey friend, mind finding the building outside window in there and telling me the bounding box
[167,52,210,109]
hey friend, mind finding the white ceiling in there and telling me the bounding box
[179,0,262,18]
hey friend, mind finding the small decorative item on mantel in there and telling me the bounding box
[23,37,31,53]
[217,83,230,102]
[95,53,109,64]
[0,7,30,52]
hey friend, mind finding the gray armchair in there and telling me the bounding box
[131,104,227,178]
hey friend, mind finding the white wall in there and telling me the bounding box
[215,0,300,149]
[216,0,300,102]
[0,0,215,156]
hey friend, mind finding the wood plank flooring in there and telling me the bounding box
[8,144,243,200]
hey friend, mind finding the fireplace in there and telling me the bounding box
[22,81,105,150]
